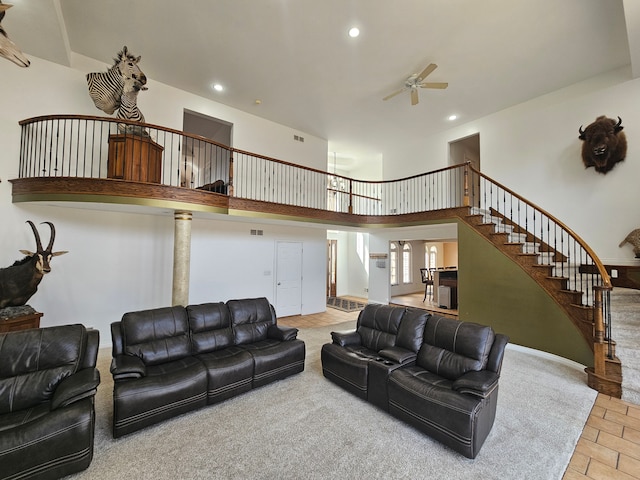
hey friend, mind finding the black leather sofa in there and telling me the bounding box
[321,304,508,458]
[110,297,305,437]
[0,324,101,480]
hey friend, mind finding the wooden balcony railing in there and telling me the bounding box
[17,114,614,369]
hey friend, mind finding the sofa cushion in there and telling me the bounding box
[418,316,495,380]
[227,297,276,345]
[0,324,86,414]
[121,306,191,366]
[187,302,234,354]
[395,308,430,352]
[357,304,405,352]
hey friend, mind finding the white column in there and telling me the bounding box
[172,210,192,306]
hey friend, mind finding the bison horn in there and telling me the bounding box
[578,125,585,136]
[26,220,44,252]
[616,116,623,128]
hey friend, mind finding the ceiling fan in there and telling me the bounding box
[383,63,448,106]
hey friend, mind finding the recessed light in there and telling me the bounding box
[448,114,458,121]
[212,83,224,92]
[348,27,360,38]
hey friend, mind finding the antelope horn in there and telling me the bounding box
[26,220,44,252]
[42,221,56,251]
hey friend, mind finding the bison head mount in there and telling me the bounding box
[578,115,627,174]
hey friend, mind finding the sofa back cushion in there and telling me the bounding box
[0,324,86,413]
[396,308,430,352]
[121,306,190,366]
[187,302,234,354]
[417,315,495,380]
[356,304,405,352]
[227,297,275,345]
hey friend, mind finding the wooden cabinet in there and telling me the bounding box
[0,311,42,333]
[108,134,164,183]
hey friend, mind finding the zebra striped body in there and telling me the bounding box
[86,46,146,115]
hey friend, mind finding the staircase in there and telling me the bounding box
[459,201,622,397]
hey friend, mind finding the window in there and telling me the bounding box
[402,243,412,284]
[390,242,398,285]
[425,244,437,269]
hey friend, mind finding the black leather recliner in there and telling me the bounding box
[110,297,305,438]
[0,324,101,480]
[321,305,508,459]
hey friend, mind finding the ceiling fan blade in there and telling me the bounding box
[419,82,448,89]
[410,88,419,105]
[416,63,437,82]
[383,87,407,101]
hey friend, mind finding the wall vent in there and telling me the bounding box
[293,134,305,143]
[250,229,264,236]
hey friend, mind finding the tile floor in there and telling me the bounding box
[281,300,640,480]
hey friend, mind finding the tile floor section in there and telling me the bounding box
[281,304,640,480]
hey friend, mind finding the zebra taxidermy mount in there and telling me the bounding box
[0,1,30,67]
[86,46,147,116]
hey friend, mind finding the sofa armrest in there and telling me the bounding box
[452,370,500,398]
[51,368,101,410]
[268,325,298,341]
[379,346,416,365]
[110,354,147,380]
[331,330,361,347]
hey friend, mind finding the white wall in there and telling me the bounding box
[1,54,328,346]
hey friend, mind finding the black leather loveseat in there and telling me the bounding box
[321,304,508,458]
[110,297,305,437]
[0,324,101,480]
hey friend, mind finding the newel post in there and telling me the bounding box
[463,162,470,207]
[593,286,606,376]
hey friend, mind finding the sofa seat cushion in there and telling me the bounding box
[240,339,306,387]
[196,347,254,404]
[0,398,96,480]
[112,356,207,438]
[388,366,491,458]
[320,343,384,399]
[0,402,50,432]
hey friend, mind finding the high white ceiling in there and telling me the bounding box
[4,0,638,171]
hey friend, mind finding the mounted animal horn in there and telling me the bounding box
[26,220,44,252]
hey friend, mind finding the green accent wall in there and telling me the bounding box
[457,221,593,367]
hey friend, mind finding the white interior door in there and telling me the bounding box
[276,241,302,317]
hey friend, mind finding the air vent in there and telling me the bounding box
[293,134,305,143]
[250,229,264,236]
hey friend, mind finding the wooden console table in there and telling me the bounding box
[579,264,640,290]
[108,134,164,183]
[0,310,42,333]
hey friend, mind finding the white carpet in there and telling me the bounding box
[68,321,596,480]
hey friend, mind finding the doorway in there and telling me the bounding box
[181,110,233,188]
[449,133,480,207]
[275,241,302,317]
[327,239,337,298]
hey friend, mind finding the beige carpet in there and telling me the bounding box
[610,287,640,405]
[68,321,596,479]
